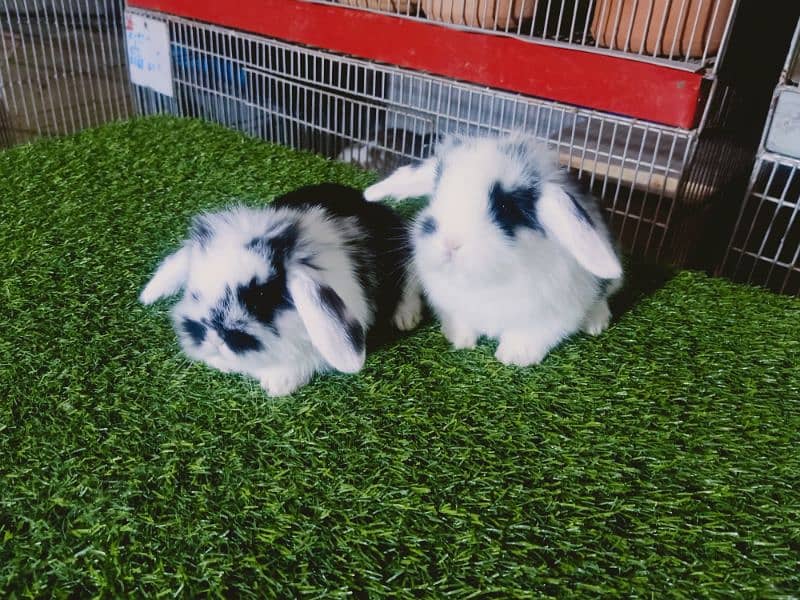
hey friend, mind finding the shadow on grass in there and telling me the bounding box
[610,258,676,321]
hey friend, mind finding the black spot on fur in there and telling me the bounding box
[247,223,298,263]
[318,284,347,319]
[489,182,543,238]
[207,287,264,352]
[419,216,437,235]
[598,278,615,299]
[190,217,213,248]
[248,223,298,262]
[272,184,412,342]
[566,191,594,227]
[242,224,297,330]
[346,320,365,353]
[182,318,206,345]
[271,224,299,261]
[209,287,233,329]
[318,284,365,353]
[219,328,262,354]
[237,275,293,330]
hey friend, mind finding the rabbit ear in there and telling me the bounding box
[287,269,365,373]
[538,183,623,280]
[139,246,190,305]
[363,158,437,202]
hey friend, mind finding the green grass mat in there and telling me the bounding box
[1,117,799,597]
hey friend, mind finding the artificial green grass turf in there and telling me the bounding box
[1,116,799,598]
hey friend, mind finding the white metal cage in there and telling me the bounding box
[721,20,800,295]
[722,155,800,294]
[128,7,751,263]
[2,0,794,290]
[0,0,131,146]
[307,0,739,72]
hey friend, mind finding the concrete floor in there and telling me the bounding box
[1,20,132,146]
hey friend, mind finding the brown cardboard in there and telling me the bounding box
[422,0,536,30]
[337,0,417,12]
[591,0,733,58]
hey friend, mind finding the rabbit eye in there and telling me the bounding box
[489,182,542,238]
[182,318,206,345]
[237,275,293,327]
[419,216,437,235]
[220,328,262,354]
[248,277,266,296]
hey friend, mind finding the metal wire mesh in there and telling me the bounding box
[721,21,800,295]
[0,0,132,146]
[722,154,800,294]
[129,7,708,260]
[306,0,739,71]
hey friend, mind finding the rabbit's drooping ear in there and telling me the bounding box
[139,246,190,305]
[363,158,437,202]
[538,183,623,280]
[288,269,366,373]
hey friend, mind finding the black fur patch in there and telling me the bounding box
[271,184,410,340]
[318,284,347,319]
[237,275,293,330]
[182,318,206,345]
[270,224,299,261]
[242,223,297,330]
[206,289,262,353]
[346,320,366,352]
[190,216,213,248]
[566,191,594,227]
[219,328,262,354]
[248,223,298,262]
[318,284,365,353]
[489,182,543,238]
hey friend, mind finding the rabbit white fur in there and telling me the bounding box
[364,133,623,366]
[141,184,422,396]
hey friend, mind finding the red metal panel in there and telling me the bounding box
[128,0,705,129]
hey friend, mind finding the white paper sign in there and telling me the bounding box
[125,13,174,98]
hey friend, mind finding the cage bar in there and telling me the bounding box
[304,0,740,73]
[127,0,708,129]
[125,7,741,263]
[720,19,800,294]
[0,0,132,145]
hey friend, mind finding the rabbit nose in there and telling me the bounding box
[444,239,462,252]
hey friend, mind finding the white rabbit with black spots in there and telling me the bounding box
[365,133,622,367]
[141,184,422,396]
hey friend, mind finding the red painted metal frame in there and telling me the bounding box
[128,0,706,129]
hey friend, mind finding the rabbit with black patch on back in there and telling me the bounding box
[364,132,623,367]
[140,183,423,396]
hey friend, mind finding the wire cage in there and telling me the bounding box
[2,0,793,281]
[126,4,753,264]
[0,0,132,146]
[721,20,800,295]
[306,0,739,73]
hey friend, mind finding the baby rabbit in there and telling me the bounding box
[140,183,422,396]
[364,132,622,366]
